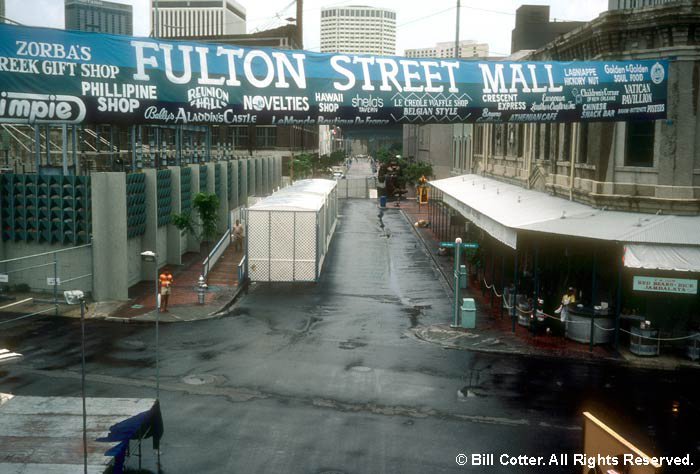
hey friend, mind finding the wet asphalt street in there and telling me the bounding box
[1,168,699,473]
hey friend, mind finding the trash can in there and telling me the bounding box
[459,265,467,289]
[379,195,387,208]
[460,298,476,329]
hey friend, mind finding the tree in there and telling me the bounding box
[290,153,314,179]
[402,161,434,187]
[172,192,220,279]
[375,144,403,164]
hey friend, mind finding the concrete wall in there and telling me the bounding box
[167,166,183,265]
[127,236,143,288]
[92,172,128,300]
[1,158,276,302]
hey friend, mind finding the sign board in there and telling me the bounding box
[47,277,61,286]
[632,276,697,294]
[0,274,8,283]
[0,24,668,126]
[440,242,478,249]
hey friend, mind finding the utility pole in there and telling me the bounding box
[454,0,460,58]
[296,0,303,48]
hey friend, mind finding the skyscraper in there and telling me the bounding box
[320,6,396,55]
[65,0,133,35]
[405,40,489,59]
[151,0,246,38]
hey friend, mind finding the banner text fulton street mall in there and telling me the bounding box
[0,24,668,126]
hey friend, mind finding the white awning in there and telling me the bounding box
[624,244,700,272]
[430,174,700,252]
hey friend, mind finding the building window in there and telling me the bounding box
[517,125,524,157]
[534,123,541,159]
[474,125,483,155]
[230,127,248,148]
[625,121,655,167]
[256,127,277,148]
[578,123,588,164]
[562,123,572,161]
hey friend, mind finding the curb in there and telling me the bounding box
[412,325,700,372]
[87,282,249,324]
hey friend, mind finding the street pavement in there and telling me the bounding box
[0,166,699,472]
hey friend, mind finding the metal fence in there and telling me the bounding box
[247,210,319,282]
[336,177,376,199]
[0,244,92,324]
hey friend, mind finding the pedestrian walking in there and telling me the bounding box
[232,219,244,252]
[159,271,173,312]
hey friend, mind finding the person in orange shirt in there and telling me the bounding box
[159,271,173,312]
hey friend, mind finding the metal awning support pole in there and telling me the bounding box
[61,125,68,175]
[490,247,495,309]
[500,254,505,318]
[590,252,598,352]
[481,250,486,297]
[614,247,623,355]
[512,249,518,333]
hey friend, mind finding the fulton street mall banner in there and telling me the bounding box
[0,24,669,126]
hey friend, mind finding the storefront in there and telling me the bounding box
[428,174,700,356]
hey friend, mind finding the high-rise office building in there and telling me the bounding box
[151,0,246,38]
[404,40,489,59]
[65,0,133,35]
[320,5,396,55]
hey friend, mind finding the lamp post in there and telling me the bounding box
[140,251,160,399]
[63,290,88,474]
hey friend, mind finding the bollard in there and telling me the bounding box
[197,275,207,305]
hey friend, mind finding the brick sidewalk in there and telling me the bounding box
[400,198,614,361]
[115,243,243,318]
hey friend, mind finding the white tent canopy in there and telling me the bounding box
[430,174,700,271]
[624,244,700,272]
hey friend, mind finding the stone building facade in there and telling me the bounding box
[472,1,700,215]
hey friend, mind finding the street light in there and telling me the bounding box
[140,251,160,400]
[63,289,88,474]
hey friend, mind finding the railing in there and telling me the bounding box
[237,255,247,287]
[201,228,231,279]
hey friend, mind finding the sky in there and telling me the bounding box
[7,0,608,56]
